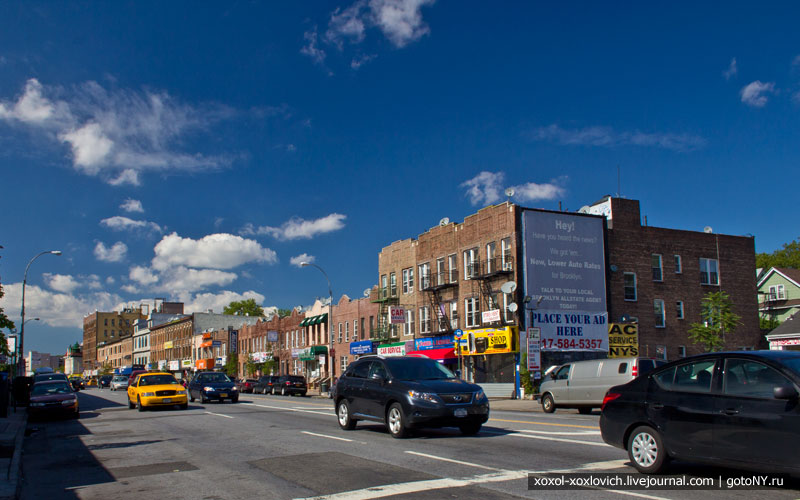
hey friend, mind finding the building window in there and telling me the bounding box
[450,302,459,329]
[345,321,349,342]
[353,320,358,341]
[448,254,458,283]
[655,345,667,361]
[464,248,479,279]
[674,255,682,274]
[624,273,637,301]
[369,316,374,339]
[652,254,663,281]
[389,272,397,296]
[402,268,414,294]
[768,284,786,301]
[654,299,665,328]
[338,323,343,343]
[678,345,686,358]
[418,262,430,290]
[465,298,480,328]
[501,237,512,270]
[104,318,108,326]
[436,258,445,285]
[419,307,430,334]
[699,258,719,285]
[486,241,496,273]
[381,274,387,294]
[503,292,513,322]
[111,318,115,326]
[404,309,415,336]
[676,301,684,319]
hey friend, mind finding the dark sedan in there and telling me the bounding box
[29,381,79,420]
[188,372,239,403]
[600,350,800,474]
[99,375,113,388]
[334,356,489,438]
[236,378,258,393]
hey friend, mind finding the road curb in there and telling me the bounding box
[0,408,28,500]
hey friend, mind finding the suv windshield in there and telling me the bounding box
[112,376,127,382]
[139,375,179,386]
[385,357,456,380]
[32,382,72,395]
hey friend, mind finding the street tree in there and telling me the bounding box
[688,291,742,352]
[245,354,259,377]
[756,238,800,269]
[223,298,264,317]
[224,352,239,379]
[277,308,293,318]
[0,280,13,371]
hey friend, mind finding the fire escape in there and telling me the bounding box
[370,281,399,342]
[420,268,459,336]
[469,255,515,325]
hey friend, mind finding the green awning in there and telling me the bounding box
[310,345,328,355]
[300,317,311,326]
[313,313,328,325]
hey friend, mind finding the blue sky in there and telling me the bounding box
[1,1,799,355]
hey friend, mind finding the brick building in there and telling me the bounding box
[82,307,146,373]
[96,336,133,371]
[236,309,304,379]
[330,295,380,377]
[603,197,761,360]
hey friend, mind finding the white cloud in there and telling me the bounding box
[351,54,377,69]
[86,274,103,290]
[326,3,367,47]
[460,171,566,206]
[106,276,115,285]
[740,81,776,107]
[0,283,124,328]
[723,57,738,80]
[529,124,706,152]
[94,241,128,262]
[151,232,277,271]
[241,214,346,240]
[129,265,159,286]
[0,78,235,185]
[43,273,81,294]
[369,0,435,48]
[301,28,327,65]
[290,254,316,267]
[154,266,237,294]
[120,199,144,213]
[100,215,162,234]
[181,290,266,316]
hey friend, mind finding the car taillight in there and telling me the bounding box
[601,392,622,411]
[632,364,638,378]
[285,381,291,385]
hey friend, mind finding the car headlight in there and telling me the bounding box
[141,392,155,397]
[408,390,442,403]
[204,386,215,392]
[176,390,187,395]
[230,386,238,391]
[475,390,487,401]
[61,398,76,406]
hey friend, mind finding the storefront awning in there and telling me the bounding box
[309,345,328,355]
[313,313,328,325]
[300,317,311,326]
[199,340,213,348]
[406,348,457,361]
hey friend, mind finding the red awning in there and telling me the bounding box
[199,340,213,348]
[405,348,457,361]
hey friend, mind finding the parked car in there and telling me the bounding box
[110,375,129,391]
[33,372,69,384]
[127,372,188,411]
[188,372,239,403]
[334,355,490,438]
[99,375,113,388]
[236,378,258,393]
[275,375,307,396]
[29,380,79,420]
[600,350,800,474]
[539,357,664,414]
[253,376,279,394]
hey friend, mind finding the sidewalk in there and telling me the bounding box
[0,406,27,500]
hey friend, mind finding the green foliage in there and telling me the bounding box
[0,281,12,360]
[224,352,239,379]
[98,363,113,376]
[245,354,259,377]
[688,291,742,352]
[223,298,264,317]
[760,316,781,331]
[519,351,535,396]
[756,238,800,270]
[277,308,293,318]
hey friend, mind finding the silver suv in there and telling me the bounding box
[110,375,129,391]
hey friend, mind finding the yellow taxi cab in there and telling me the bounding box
[127,372,189,411]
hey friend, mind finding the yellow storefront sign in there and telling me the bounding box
[608,323,639,357]
[457,326,518,356]
[163,341,174,349]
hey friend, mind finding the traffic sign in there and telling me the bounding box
[454,329,463,339]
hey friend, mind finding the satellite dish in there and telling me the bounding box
[363,288,371,297]
[704,226,713,234]
[504,188,515,198]
[500,281,517,294]
[439,217,450,226]
[508,302,518,312]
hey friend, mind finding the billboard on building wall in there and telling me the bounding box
[522,210,609,352]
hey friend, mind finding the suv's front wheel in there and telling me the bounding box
[386,403,409,438]
[337,400,356,430]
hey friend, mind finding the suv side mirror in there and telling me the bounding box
[774,385,799,400]
[370,373,386,383]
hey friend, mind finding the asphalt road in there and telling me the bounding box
[19,388,799,499]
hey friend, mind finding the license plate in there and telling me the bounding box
[454,408,468,418]
[162,398,172,403]
[220,393,227,398]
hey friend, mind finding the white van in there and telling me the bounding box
[538,357,663,414]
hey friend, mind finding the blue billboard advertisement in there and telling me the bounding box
[522,210,608,351]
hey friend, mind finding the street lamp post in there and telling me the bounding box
[300,262,333,392]
[19,250,61,376]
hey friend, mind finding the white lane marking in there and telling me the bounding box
[481,429,609,447]
[520,429,601,436]
[404,451,504,471]
[252,403,332,417]
[204,411,234,419]
[301,431,354,442]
